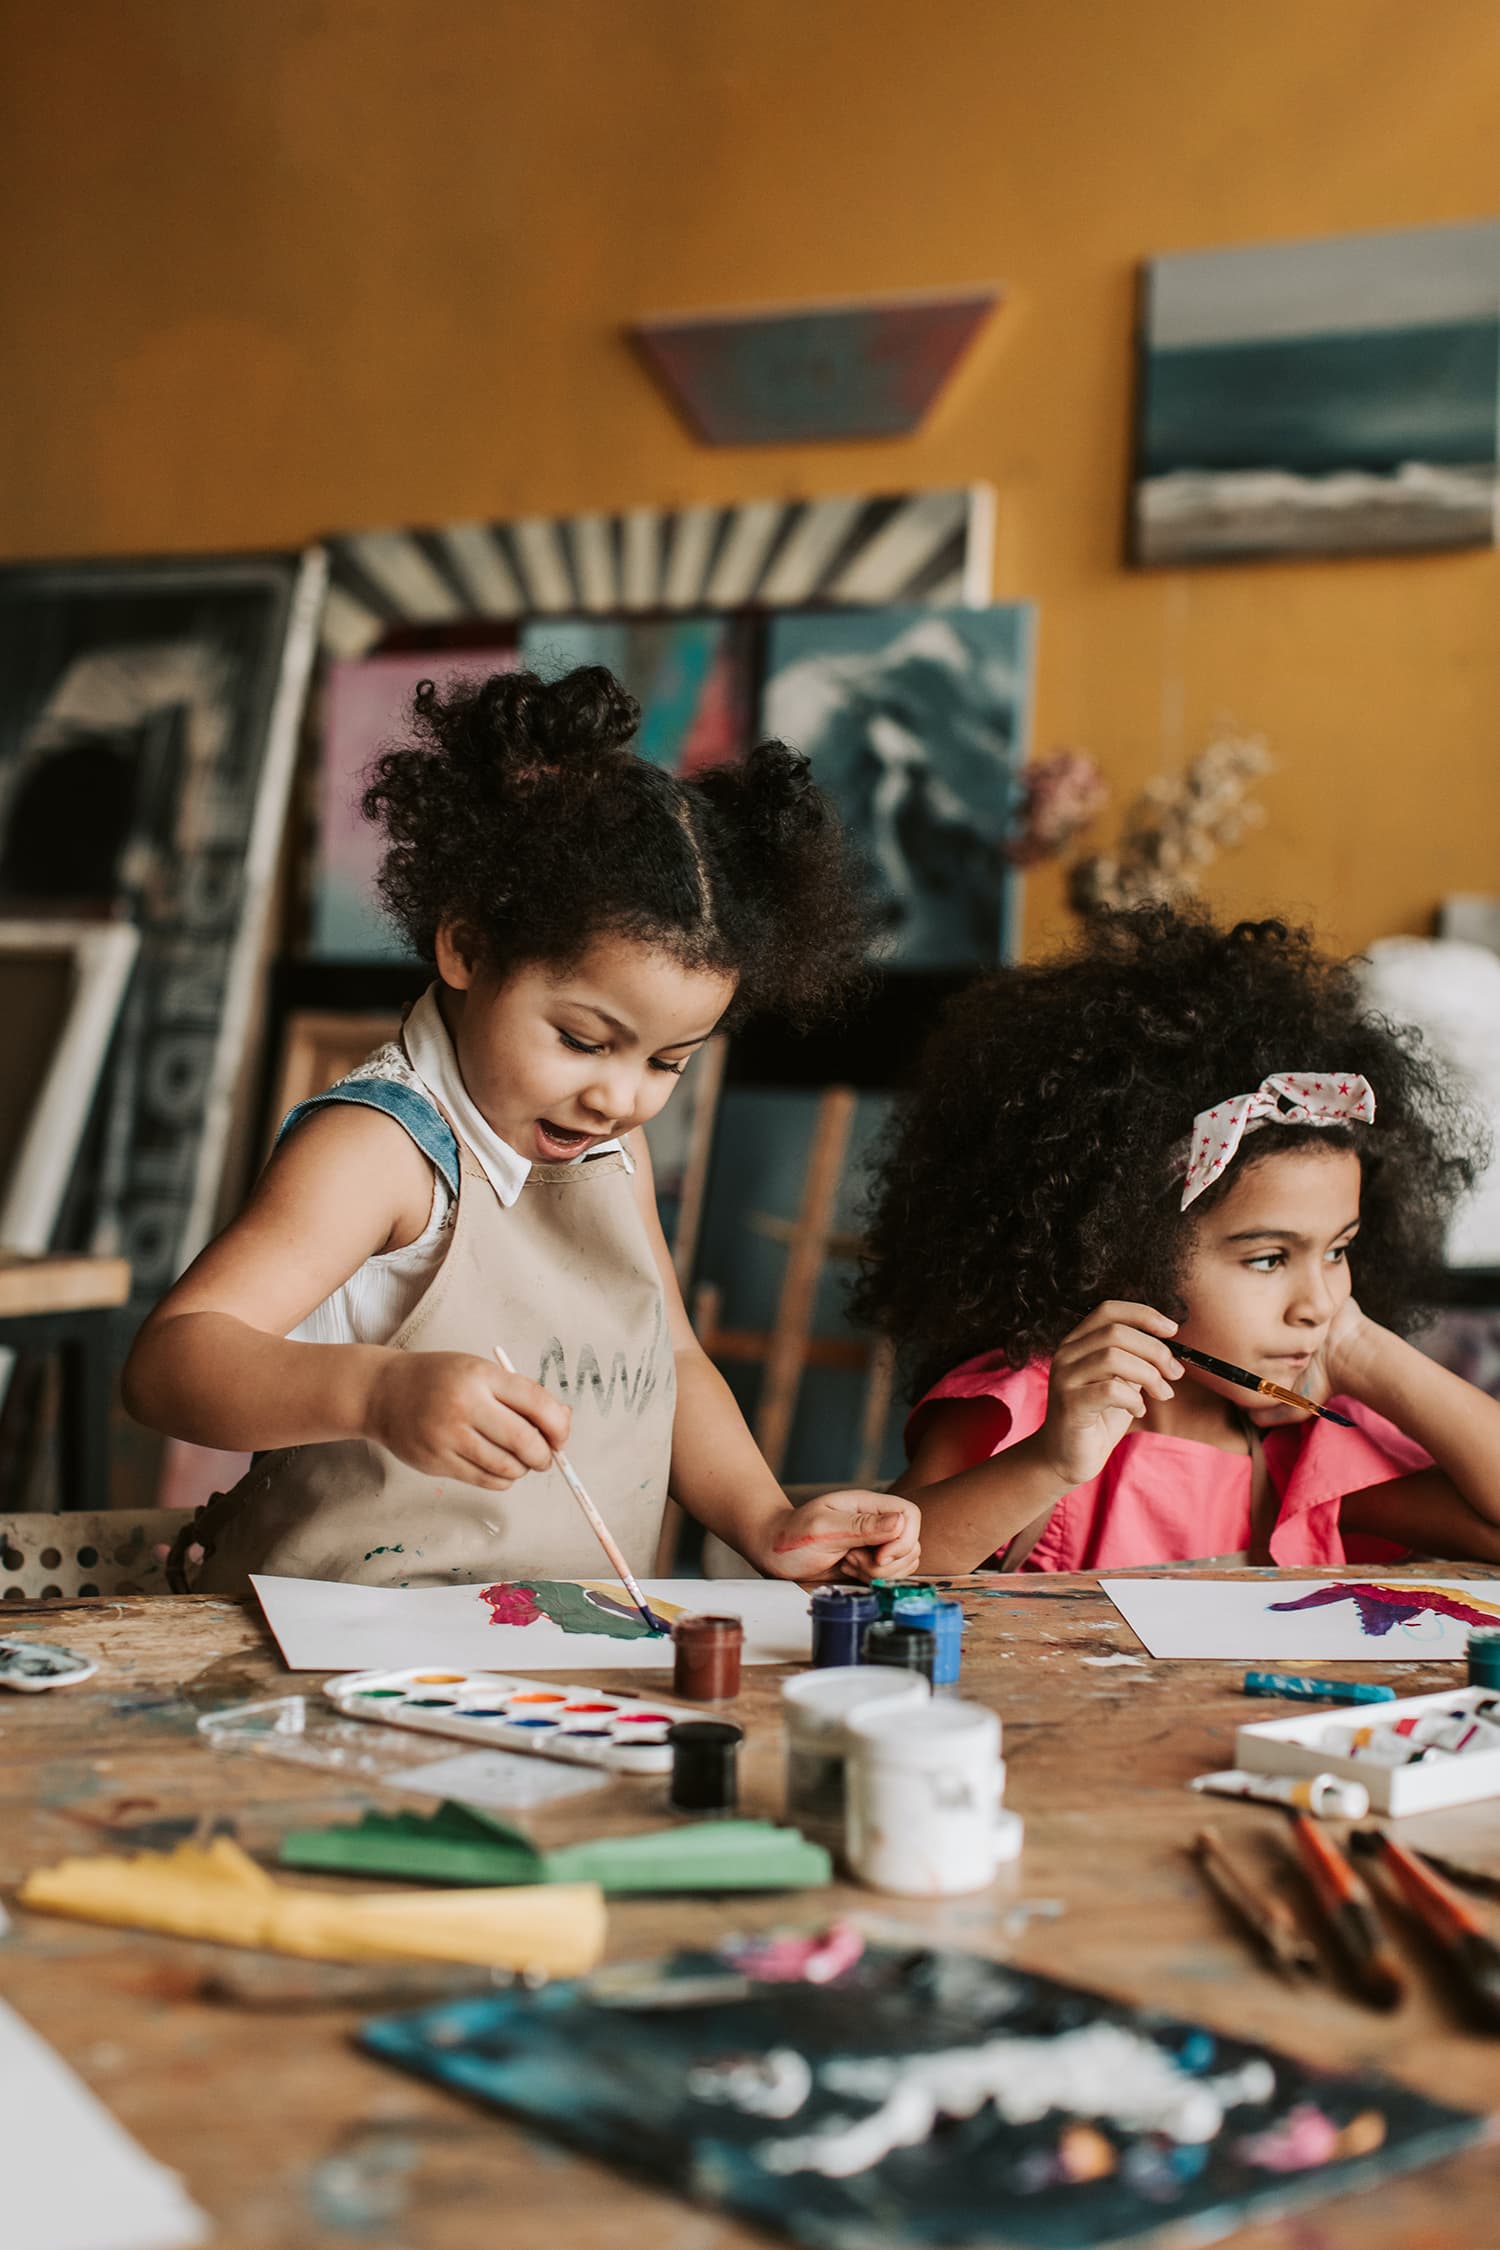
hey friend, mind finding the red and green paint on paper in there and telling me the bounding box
[479,1581,688,1642]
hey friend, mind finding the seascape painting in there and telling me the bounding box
[761,605,1033,969]
[1133,218,1500,564]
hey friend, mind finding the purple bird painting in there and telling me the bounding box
[1269,1580,1500,1640]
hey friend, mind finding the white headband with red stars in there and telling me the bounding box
[1180,1072,1376,1210]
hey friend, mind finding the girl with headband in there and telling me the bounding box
[855,905,1500,1573]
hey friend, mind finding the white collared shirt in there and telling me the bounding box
[289,982,631,1346]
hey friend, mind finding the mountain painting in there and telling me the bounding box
[1132,218,1500,564]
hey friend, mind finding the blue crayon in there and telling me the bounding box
[1243,1670,1396,1705]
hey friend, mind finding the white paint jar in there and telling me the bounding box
[844,1700,1022,1896]
[781,1666,930,1844]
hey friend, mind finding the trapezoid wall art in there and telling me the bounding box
[629,288,1001,446]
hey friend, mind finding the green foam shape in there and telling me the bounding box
[277,1806,831,1893]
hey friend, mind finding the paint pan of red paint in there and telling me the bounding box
[671,1614,744,1701]
[668,1719,742,1812]
[810,1586,879,1668]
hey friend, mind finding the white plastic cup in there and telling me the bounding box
[844,1699,1021,1896]
[781,1666,929,1843]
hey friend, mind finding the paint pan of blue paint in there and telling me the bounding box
[810,1588,879,1669]
[893,1594,963,1689]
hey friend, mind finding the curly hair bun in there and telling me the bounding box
[697,740,826,852]
[412,665,640,788]
[360,664,876,1025]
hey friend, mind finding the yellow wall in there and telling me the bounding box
[4,0,1498,954]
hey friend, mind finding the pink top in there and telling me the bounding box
[906,1353,1432,1571]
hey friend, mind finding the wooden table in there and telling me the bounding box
[2,1574,1498,2249]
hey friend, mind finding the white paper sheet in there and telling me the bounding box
[1102,1573,1500,1661]
[0,1999,210,2250]
[251,1574,812,1673]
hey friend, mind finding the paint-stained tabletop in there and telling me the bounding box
[2,1569,1498,2249]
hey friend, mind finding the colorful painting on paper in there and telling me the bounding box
[477,1581,690,1641]
[761,606,1032,967]
[630,291,999,445]
[363,1942,1484,2250]
[1133,218,1500,564]
[250,1573,811,1673]
[518,616,751,773]
[312,647,516,961]
[1103,1574,1500,1661]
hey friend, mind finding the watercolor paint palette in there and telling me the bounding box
[363,1942,1484,2250]
[325,1667,705,1775]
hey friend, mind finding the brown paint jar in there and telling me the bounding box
[671,1613,744,1702]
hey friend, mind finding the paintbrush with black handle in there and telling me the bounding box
[1173,1342,1355,1427]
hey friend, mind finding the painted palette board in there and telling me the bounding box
[1102,1574,1500,1661]
[252,1573,811,1673]
[326,1666,710,1774]
[363,1943,1486,2250]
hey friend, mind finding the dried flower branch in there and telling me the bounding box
[1003,749,1109,867]
[1067,731,1273,916]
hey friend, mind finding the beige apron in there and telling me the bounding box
[189,1135,676,1594]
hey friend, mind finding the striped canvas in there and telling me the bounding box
[321,487,995,659]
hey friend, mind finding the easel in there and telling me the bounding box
[692,1085,895,1486]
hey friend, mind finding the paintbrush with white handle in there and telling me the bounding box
[493,1345,670,1634]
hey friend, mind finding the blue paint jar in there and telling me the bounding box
[810,1586,879,1668]
[929,1598,964,1691]
[895,1594,962,1689]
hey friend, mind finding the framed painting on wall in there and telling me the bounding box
[1132,218,1500,565]
[320,488,995,659]
[516,615,753,773]
[0,550,325,1320]
[0,920,140,1255]
[313,646,516,963]
[760,604,1034,968]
